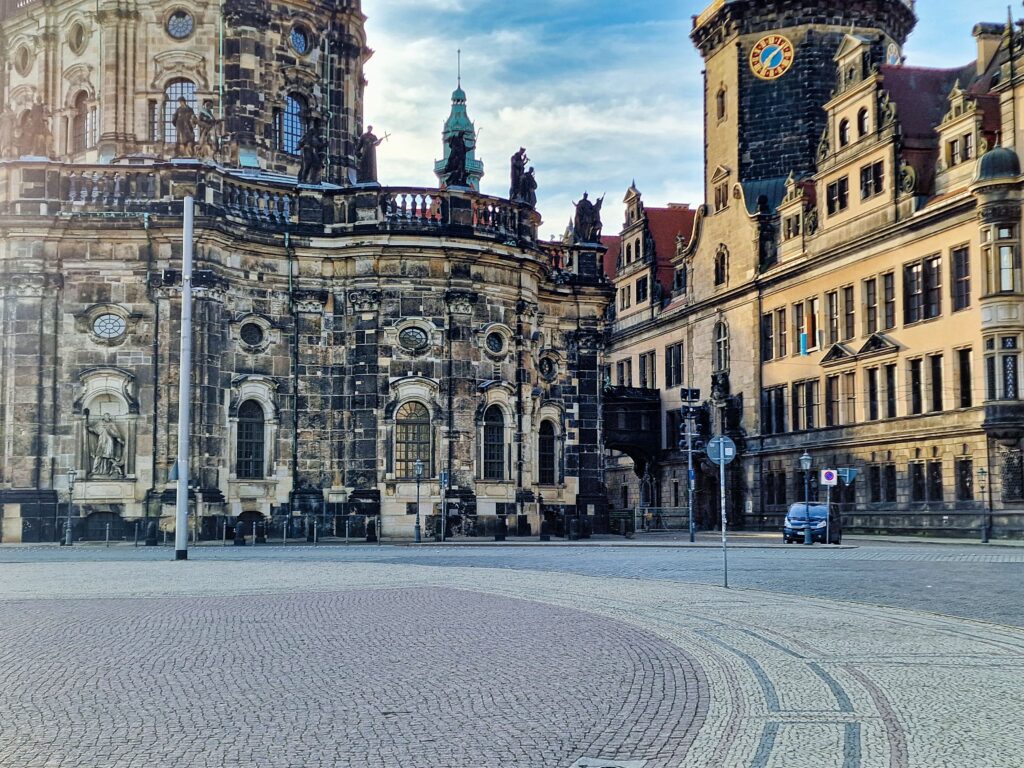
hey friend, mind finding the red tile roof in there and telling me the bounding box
[879,64,975,140]
[602,235,621,280]
[647,205,696,296]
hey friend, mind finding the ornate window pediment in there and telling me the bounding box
[858,333,900,358]
[821,343,856,366]
[151,50,209,90]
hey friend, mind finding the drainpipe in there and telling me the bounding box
[143,213,159,516]
[515,274,526,528]
[287,232,299,502]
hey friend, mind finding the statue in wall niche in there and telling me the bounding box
[195,100,222,160]
[297,120,325,185]
[172,97,197,157]
[572,192,604,243]
[87,413,126,479]
[0,106,17,159]
[19,101,53,157]
[356,125,387,183]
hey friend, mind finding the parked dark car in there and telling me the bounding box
[783,502,842,544]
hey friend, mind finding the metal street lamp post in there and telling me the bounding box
[800,451,813,545]
[65,468,77,546]
[978,467,990,544]
[414,458,424,543]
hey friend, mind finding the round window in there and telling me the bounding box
[14,46,32,77]
[240,322,265,347]
[166,10,194,40]
[69,24,86,54]
[486,332,505,354]
[290,26,310,55]
[399,326,429,351]
[92,314,126,340]
[539,358,556,380]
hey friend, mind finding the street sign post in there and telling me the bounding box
[707,435,736,588]
[820,469,838,486]
[821,469,837,544]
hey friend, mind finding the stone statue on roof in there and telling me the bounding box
[510,147,528,198]
[443,130,471,188]
[298,120,325,185]
[356,125,386,183]
[573,192,604,243]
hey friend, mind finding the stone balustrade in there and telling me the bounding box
[0,160,542,246]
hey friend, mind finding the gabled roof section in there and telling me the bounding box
[858,333,900,358]
[833,33,873,62]
[710,165,731,184]
[880,64,975,141]
[741,177,788,215]
[821,343,857,366]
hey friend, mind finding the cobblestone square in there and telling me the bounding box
[0,543,1022,767]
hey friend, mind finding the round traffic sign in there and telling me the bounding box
[707,436,737,466]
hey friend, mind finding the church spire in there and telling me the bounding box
[434,58,484,191]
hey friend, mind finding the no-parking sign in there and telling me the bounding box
[820,468,838,487]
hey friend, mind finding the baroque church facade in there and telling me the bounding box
[0,0,610,541]
[605,0,1024,538]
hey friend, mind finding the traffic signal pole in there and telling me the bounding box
[686,411,695,543]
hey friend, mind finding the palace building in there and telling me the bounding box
[605,0,1024,537]
[0,0,610,542]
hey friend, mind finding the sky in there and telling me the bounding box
[363,1,1000,239]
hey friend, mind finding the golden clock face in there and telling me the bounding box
[750,34,796,80]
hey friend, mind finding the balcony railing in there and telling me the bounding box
[0,0,42,21]
[0,159,542,247]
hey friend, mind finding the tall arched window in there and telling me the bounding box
[625,243,632,264]
[714,247,728,286]
[857,107,870,137]
[236,400,265,479]
[538,421,557,485]
[395,402,431,478]
[716,87,727,120]
[279,94,307,154]
[714,321,730,372]
[838,118,851,147]
[483,405,505,481]
[70,91,89,153]
[635,238,642,261]
[163,78,196,144]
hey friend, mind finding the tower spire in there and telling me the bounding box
[458,48,462,89]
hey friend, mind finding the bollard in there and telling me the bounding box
[105,522,110,547]
[494,515,507,542]
[366,517,377,543]
[251,520,257,546]
[134,522,139,548]
[255,521,267,544]
[313,520,318,546]
[539,519,551,542]
[145,521,158,547]
[163,530,167,546]
[283,517,288,546]
[223,521,228,546]
[234,521,246,546]
[568,517,579,541]
[345,518,351,544]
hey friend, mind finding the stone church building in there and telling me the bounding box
[0,0,609,541]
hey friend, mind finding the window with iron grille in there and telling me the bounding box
[279,94,307,155]
[1003,450,1024,501]
[955,458,974,501]
[236,400,265,479]
[538,421,556,485]
[395,402,430,479]
[163,79,196,144]
[482,405,505,480]
[70,92,89,153]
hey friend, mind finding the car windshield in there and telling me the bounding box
[788,504,828,519]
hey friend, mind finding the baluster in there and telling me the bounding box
[103,172,115,203]
[67,172,78,202]
[145,172,157,199]
[282,194,292,221]
[113,173,124,201]
[269,193,280,222]
[259,190,271,221]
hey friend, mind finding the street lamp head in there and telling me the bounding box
[799,451,812,472]
[68,468,77,485]
[414,458,424,479]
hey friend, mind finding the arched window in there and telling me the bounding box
[395,402,430,478]
[838,118,851,147]
[625,243,632,264]
[279,94,307,154]
[163,78,196,144]
[716,87,727,120]
[635,238,642,261]
[483,405,505,481]
[714,321,730,372]
[236,400,265,479]
[70,92,89,153]
[857,107,870,137]
[714,247,728,286]
[538,421,557,485]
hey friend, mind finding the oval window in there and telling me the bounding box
[290,26,310,55]
[69,24,86,54]
[486,332,505,354]
[240,322,265,347]
[399,326,429,351]
[166,10,194,40]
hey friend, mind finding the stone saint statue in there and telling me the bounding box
[19,101,52,157]
[172,97,197,157]
[196,100,221,160]
[297,120,325,184]
[0,106,17,159]
[87,414,125,478]
[509,147,528,199]
[443,130,470,187]
[519,166,537,208]
[356,125,384,183]
[573,192,604,243]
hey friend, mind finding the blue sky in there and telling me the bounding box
[364,1,998,237]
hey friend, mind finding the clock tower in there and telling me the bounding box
[691,0,917,200]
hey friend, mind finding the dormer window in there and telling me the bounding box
[950,139,962,166]
[839,119,851,147]
[714,183,729,212]
[963,133,974,161]
[857,108,870,137]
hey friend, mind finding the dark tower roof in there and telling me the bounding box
[977,145,1021,182]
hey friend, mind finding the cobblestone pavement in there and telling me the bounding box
[0,550,1022,767]
[3,541,1021,625]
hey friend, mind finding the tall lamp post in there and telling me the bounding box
[800,451,813,545]
[978,467,990,544]
[65,468,77,546]
[414,458,424,543]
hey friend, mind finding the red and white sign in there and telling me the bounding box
[820,469,838,487]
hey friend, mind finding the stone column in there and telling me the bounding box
[568,327,608,526]
[342,288,382,513]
